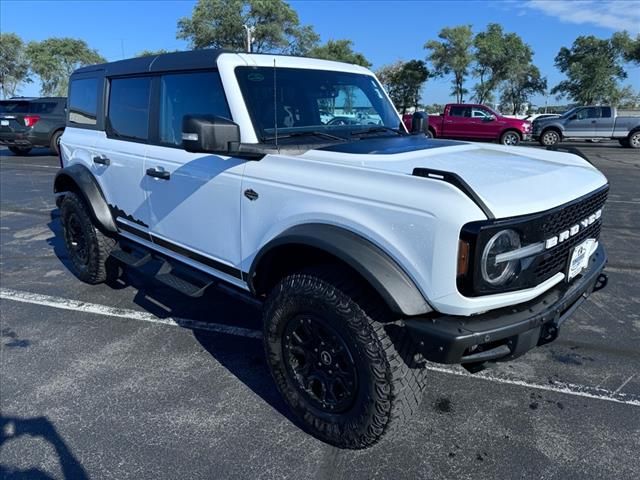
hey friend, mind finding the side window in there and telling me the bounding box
[108,77,151,141]
[576,107,599,120]
[159,71,230,146]
[450,106,470,117]
[601,107,612,118]
[68,78,99,126]
[472,108,490,118]
[30,102,58,114]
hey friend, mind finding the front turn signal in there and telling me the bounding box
[457,239,470,277]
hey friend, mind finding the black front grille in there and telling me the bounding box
[533,187,608,283]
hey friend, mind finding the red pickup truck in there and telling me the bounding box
[424,104,532,146]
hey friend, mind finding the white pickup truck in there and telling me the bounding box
[532,105,640,147]
[55,50,609,449]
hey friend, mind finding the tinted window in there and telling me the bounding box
[108,77,151,140]
[159,71,230,146]
[0,101,30,114]
[450,106,471,117]
[576,107,600,120]
[601,107,612,118]
[69,78,99,125]
[31,102,60,114]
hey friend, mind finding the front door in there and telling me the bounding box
[144,70,246,284]
[564,107,599,138]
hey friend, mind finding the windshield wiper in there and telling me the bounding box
[350,126,405,137]
[263,131,347,142]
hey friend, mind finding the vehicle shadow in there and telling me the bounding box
[0,413,89,479]
[0,147,55,157]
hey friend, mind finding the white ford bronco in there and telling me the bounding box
[55,50,609,449]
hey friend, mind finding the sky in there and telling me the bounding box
[2,0,639,109]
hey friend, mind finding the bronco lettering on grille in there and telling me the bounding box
[544,209,602,249]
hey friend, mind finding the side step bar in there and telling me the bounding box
[154,262,213,298]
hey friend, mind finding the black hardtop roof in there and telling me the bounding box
[72,49,228,77]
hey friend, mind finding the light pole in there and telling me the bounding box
[243,24,255,53]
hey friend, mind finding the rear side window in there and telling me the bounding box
[159,71,230,146]
[601,107,612,118]
[450,106,471,117]
[108,77,151,141]
[31,102,59,114]
[69,78,99,125]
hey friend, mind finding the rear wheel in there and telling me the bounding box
[500,130,520,146]
[60,192,116,284]
[628,131,640,149]
[539,129,560,146]
[50,130,63,155]
[8,146,31,155]
[263,267,427,449]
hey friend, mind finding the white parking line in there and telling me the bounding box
[1,287,638,407]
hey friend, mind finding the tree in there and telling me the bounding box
[136,49,177,57]
[551,35,626,105]
[26,38,105,96]
[500,65,547,114]
[176,0,319,55]
[377,60,429,113]
[472,23,506,104]
[612,31,640,65]
[424,25,473,103]
[307,40,371,67]
[0,33,31,99]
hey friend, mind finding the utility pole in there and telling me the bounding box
[243,24,255,53]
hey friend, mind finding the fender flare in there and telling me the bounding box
[53,163,117,233]
[249,223,432,316]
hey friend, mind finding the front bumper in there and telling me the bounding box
[405,243,607,366]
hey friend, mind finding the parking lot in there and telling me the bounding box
[0,142,639,479]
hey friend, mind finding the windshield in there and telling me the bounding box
[235,67,402,142]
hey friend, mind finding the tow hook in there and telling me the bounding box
[593,273,608,293]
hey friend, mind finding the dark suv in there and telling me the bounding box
[0,97,66,155]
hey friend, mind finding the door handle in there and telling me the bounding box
[93,155,110,166]
[146,167,170,180]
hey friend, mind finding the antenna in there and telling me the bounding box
[273,58,278,149]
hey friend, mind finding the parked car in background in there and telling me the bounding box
[532,106,640,148]
[428,104,532,145]
[0,97,66,155]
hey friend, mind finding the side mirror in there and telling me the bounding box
[411,111,429,135]
[182,115,240,154]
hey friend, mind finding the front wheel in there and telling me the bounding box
[628,131,640,149]
[60,192,116,284]
[539,129,561,146]
[500,130,521,146]
[263,268,427,449]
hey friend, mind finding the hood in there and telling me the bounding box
[301,136,608,219]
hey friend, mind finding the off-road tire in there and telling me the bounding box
[500,130,521,146]
[263,267,427,449]
[628,131,640,149]
[539,129,560,146]
[50,130,63,155]
[9,146,31,155]
[60,192,116,284]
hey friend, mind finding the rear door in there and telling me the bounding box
[94,76,152,234]
[593,106,614,136]
[443,105,472,138]
[143,70,246,284]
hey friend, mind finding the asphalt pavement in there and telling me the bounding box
[1,142,639,479]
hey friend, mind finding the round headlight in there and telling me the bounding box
[481,229,521,285]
